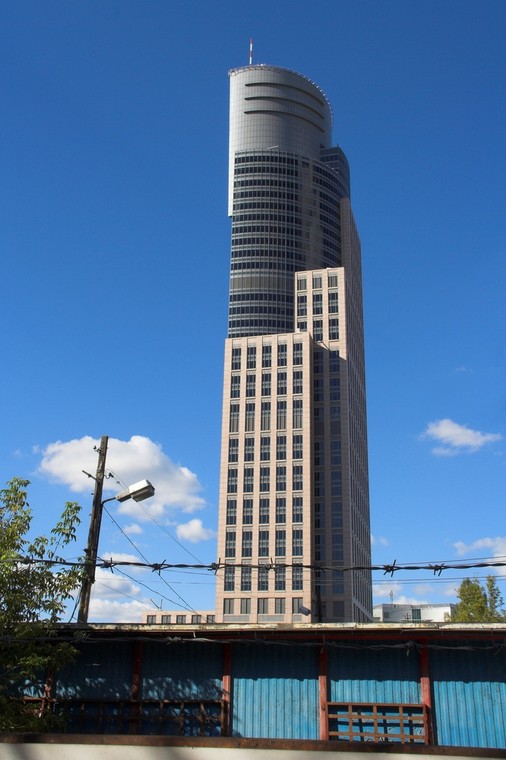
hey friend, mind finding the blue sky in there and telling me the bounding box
[1,0,504,622]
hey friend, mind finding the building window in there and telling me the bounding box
[332,569,344,594]
[230,375,240,398]
[261,401,271,431]
[313,293,323,315]
[224,565,235,591]
[276,435,286,461]
[293,342,303,365]
[225,531,236,558]
[261,373,271,396]
[277,343,287,367]
[292,496,303,523]
[223,599,234,615]
[228,438,238,463]
[313,319,323,342]
[243,467,254,493]
[297,294,307,316]
[227,468,238,494]
[258,530,269,557]
[293,434,303,460]
[176,614,187,624]
[259,466,270,492]
[328,273,338,288]
[276,496,286,524]
[242,498,253,524]
[262,344,272,368]
[246,345,256,369]
[330,377,340,401]
[246,374,256,398]
[241,565,251,591]
[257,566,269,591]
[240,598,251,615]
[293,370,303,394]
[314,470,325,498]
[245,402,255,431]
[231,347,241,370]
[292,597,303,613]
[276,465,286,492]
[313,378,323,402]
[329,350,339,373]
[206,614,215,624]
[312,275,322,289]
[329,318,339,340]
[293,529,303,556]
[412,608,422,621]
[242,530,253,558]
[293,399,303,429]
[332,501,343,528]
[229,404,239,433]
[293,464,303,491]
[191,614,202,624]
[313,349,323,374]
[332,534,343,562]
[274,565,286,591]
[275,598,286,614]
[329,291,338,313]
[297,276,307,291]
[226,498,237,525]
[277,400,287,430]
[161,614,171,624]
[292,565,303,590]
[146,614,156,624]
[260,436,270,461]
[331,440,341,465]
[259,498,270,524]
[244,437,255,462]
[277,371,287,395]
[275,529,286,556]
[258,597,269,613]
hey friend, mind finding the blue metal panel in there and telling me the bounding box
[328,643,421,703]
[141,641,222,699]
[231,643,319,739]
[55,642,134,699]
[431,644,506,748]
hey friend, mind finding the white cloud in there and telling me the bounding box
[453,536,506,577]
[37,435,206,518]
[89,597,151,623]
[420,418,502,455]
[123,523,143,536]
[176,518,216,543]
[371,535,389,547]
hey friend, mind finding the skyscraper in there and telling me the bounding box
[215,64,372,623]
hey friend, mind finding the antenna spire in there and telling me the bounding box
[249,38,253,65]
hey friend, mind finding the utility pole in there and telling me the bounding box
[77,435,109,624]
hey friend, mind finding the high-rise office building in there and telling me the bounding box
[215,65,372,623]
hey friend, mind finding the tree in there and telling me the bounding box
[452,576,506,623]
[0,478,82,731]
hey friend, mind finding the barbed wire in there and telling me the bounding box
[5,555,506,576]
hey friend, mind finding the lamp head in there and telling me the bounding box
[115,479,155,503]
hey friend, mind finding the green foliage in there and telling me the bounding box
[452,576,506,623]
[0,478,82,731]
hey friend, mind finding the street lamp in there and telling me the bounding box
[77,435,155,624]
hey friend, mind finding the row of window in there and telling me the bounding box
[224,565,304,593]
[227,464,304,494]
[224,528,303,558]
[229,399,304,433]
[231,343,303,370]
[228,434,303,463]
[296,317,339,341]
[145,613,215,625]
[223,597,304,615]
[297,272,339,290]
[231,370,304,398]
[296,291,338,315]
[226,496,303,525]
